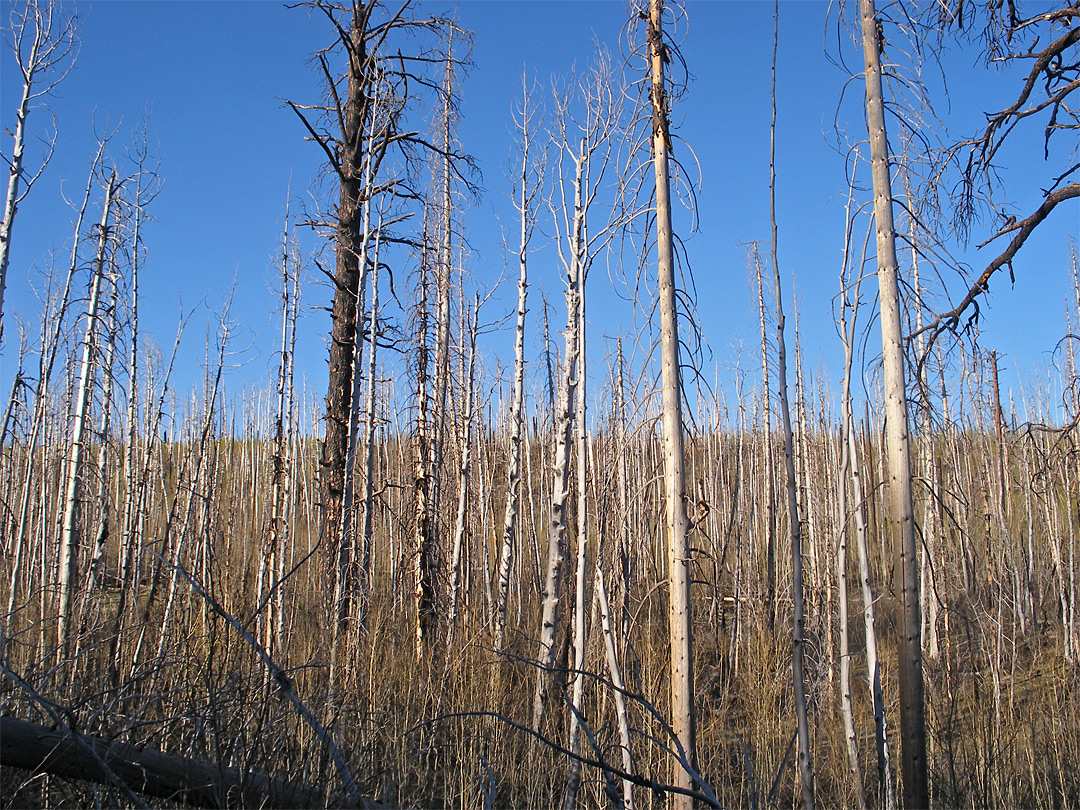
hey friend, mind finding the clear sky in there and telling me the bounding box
[2,0,1076,427]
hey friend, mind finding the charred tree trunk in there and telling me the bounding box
[319,2,372,639]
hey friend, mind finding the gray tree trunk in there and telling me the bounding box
[767,3,813,805]
[858,1,929,804]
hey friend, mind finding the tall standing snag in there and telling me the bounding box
[858,1,929,805]
[292,0,474,652]
[767,4,813,806]
[495,75,542,651]
[58,171,117,653]
[646,1,695,803]
[294,0,376,638]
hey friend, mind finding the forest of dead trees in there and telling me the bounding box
[1,0,1078,808]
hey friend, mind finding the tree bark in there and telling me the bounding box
[648,2,696,803]
[859,1,929,804]
[414,244,436,663]
[756,254,778,631]
[0,716,342,809]
[532,140,585,734]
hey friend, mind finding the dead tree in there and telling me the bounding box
[495,75,544,650]
[768,4,813,807]
[259,191,301,662]
[836,173,894,810]
[0,0,78,348]
[289,0,474,651]
[532,138,584,734]
[533,51,622,740]
[859,1,929,804]
[447,294,478,646]
[646,2,695,803]
[428,30,465,544]
[0,716,339,809]
[57,171,117,653]
[755,248,778,631]
[357,215,384,630]
[916,0,1079,347]
[110,132,160,679]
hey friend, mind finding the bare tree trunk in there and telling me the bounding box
[837,187,867,810]
[767,4,813,805]
[83,273,118,603]
[0,716,336,810]
[58,172,116,653]
[614,340,632,645]
[596,562,634,810]
[563,217,589,810]
[357,222,382,629]
[842,219,898,810]
[313,0,373,643]
[264,194,298,662]
[858,2,928,804]
[429,32,458,541]
[532,141,584,734]
[112,159,148,676]
[990,350,1027,635]
[756,254,777,631]
[770,141,815,810]
[648,3,695,802]
[414,245,436,663]
[495,78,539,649]
[900,179,943,662]
[447,296,478,646]
[7,140,105,621]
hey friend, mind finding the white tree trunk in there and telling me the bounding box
[358,220,383,631]
[0,60,32,347]
[532,142,585,734]
[597,565,634,810]
[837,187,867,810]
[447,296,477,646]
[563,228,589,810]
[495,83,537,648]
[57,173,116,652]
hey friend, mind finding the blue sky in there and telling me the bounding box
[1,0,1076,426]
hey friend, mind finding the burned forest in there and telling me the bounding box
[1,0,1079,808]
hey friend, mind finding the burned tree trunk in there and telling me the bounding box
[313,1,373,635]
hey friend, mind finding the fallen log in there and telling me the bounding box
[0,715,337,808]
